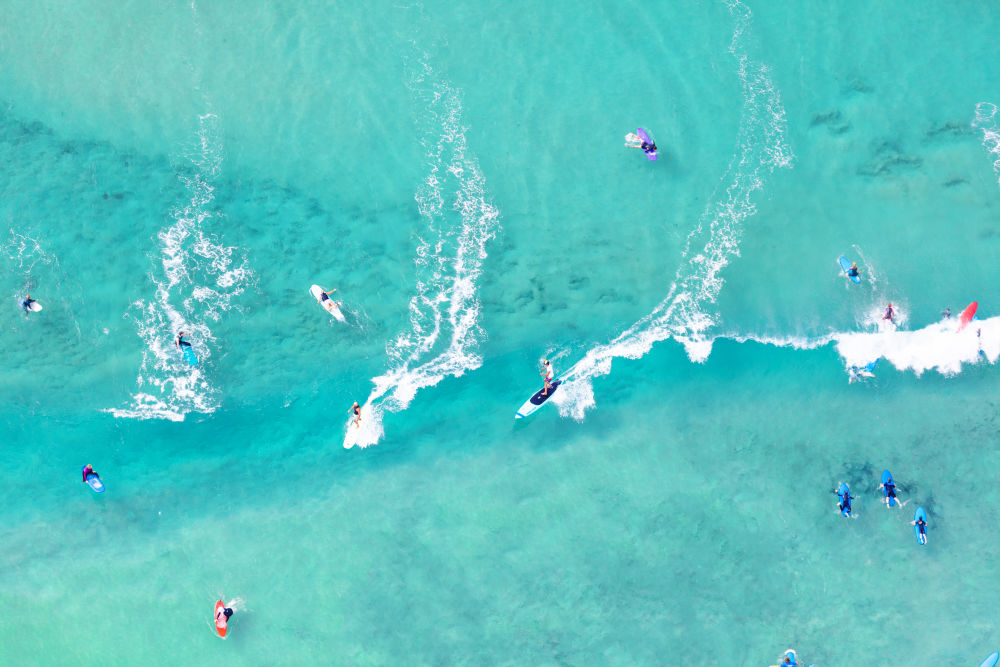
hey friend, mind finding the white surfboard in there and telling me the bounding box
[310,285,345,322]
[28,302,42,312]
[515,379,561,419]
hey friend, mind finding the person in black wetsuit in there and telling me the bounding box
[847,262,860,279]
[881,476,897,506]
[176,331,192,349]
[641,139,657,156]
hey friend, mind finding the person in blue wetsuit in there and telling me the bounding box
[837,488,852,515]
[880,475,897,507]
[81,464,99,484]
[913,515,927,541]
[20,294,36,313]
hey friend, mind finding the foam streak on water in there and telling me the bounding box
[973,102,1000,187]
[344,63,500,448]
[555,0,793,420]
[109,114,251,421]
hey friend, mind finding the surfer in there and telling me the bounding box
[847,262,860,279]
[540,359,554,395]
[882,303,895,323]
[351,401,361,429]
[640,138,657,156]
[320,288,341,307]
[176,331,192,349]
[81,464,99,484]
[913,515,927,541]
[979,328,984,356]
[942,307,951,319]
[20,294,36,313]
[879,475,897,507]
[216,604,233,626]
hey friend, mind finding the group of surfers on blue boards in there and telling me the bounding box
[834,472,928,544]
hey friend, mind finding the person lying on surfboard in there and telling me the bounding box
[319,288,342,307]
[882,303,895,323]
[351,401,361,429]
[847,262,860,279]
[540,359,554,395]
[879,475,897,507]
[176,331,193,349]
[216,604,233,627]
[20,294,36,313]
[81,464,99,484]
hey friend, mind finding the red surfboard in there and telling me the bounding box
[958,301,978,332]
[214,600,228,638]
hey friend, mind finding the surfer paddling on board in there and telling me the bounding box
[350,401,361,429]
[20,294,37,313]
[81,464,99,484]
[912,514,928,543]
[879,474,898,507]
[216,604,233,627]
[882,302,895,324]
[540,359,554,396]
[319,287,341,308]
[176,331,193,349]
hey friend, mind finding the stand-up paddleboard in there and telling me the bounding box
[914,506,928,545]
[837,482,852,517]
[636,127,657,161]
[838,256,861,283]
[958,301,978,332]
[82,467,105,493]
[215,600,228,638]
[881,469,896,507]
[515,379,562,419]
[980,652,999,667]
[310,285,345,322]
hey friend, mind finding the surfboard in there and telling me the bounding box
[914,506,928,545]
[310,285,345,322]
[980,652,999,667]
[215,600,228,638]
[636,128,657,161]
[838,256,861,283]
[837,482,851,517]
[881,469,896,507]
[958,301,978,332]
[515,379,562,419]
[82,467,105,493]
[782,650,797,666]
[28,302,42,312]
[180,345,197,366]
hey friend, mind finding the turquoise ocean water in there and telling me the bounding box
[3,0,1000,663]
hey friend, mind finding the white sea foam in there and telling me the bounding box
[973,102,1000,187]
[554,0,793,420]
[109,114,251,422]
[344,64,499,448]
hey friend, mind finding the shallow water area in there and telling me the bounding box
[2,0,1000,665]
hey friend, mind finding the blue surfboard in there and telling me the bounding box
[82,467,105,493]
[837,482,851,517]
[782,650,797,666]
[839,256,861,283]
[881,470,897,507]
[980,652,999,667]
[181,345,198,366]
[914,506,927,545]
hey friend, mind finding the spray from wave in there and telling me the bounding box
[973,102,1000,187]
[108,113,251,422]
[554,0,793,420]
[344,63,500,448]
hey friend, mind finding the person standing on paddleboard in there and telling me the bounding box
[81,464,99,484]
[540,359,554,396]
[351,401,361,429]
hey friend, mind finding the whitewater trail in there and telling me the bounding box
[108,113,251,422]
[554,0,794,421]
[344,61,500,448]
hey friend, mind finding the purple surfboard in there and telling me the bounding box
[636,127,657,161]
